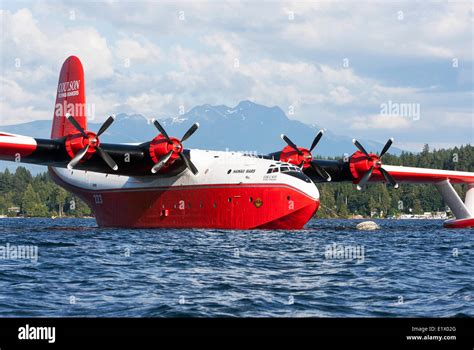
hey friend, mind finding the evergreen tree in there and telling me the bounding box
[21,184,41,216]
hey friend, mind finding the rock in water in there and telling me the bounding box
[356,221,380,231]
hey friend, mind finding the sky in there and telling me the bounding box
[0,0,472,152]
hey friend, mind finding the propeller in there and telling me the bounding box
[352,138,398,190]
[280,130,331,181]
[151,150,173,174]
[66,114,118,171]
[281,134,303,156]
[150,119,199,175]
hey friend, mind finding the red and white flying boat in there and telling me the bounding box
[1,56,473,229]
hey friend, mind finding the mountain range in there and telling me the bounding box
[0,100,403,173]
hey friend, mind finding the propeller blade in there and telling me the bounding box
[309,129,325,152]
[356,165,375,190]
[179,152,199,175]
[152,119,171,142]
[97,115,115,137]
[379,138,394,158]
[281,134,303,155]
[96,146,118,171]
[310,162,331,182]
[67,144,90,170]
[380,167,399,188]
[352,139,370,158]
[181,122,199,142]
[151,150,173,174]
[67,114,88,138]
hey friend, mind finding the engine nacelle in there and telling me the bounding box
[65,131,99,162]
[349,150,384,183]
[148,134,183,171]
[279,145,312,169]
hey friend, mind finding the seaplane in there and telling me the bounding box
[0,56,473,229]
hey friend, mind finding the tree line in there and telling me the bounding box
[0,167,91,217]
[0,144,472,218]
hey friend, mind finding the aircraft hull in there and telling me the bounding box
[443,217,474,229]
[49,168,319,229]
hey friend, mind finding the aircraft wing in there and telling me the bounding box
[271,132,474,227]
[305,159,474,185]
[304,158,474,228]
[371,165,474,184]
[0,131,188,176]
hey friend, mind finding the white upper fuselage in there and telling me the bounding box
[53,149,320,200]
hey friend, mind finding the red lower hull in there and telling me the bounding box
[443,217,474,229]
[49,168,319,229]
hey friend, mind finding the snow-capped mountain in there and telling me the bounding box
[0,100,403,173]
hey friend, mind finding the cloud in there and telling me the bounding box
[59,27,114,79]
[351,114,412,130]
[0,76,49,124]
[0,1,472,148]
[125,92,174,117]
[279,1,472,59]
[0,8,114,79]
[114,35,162,65]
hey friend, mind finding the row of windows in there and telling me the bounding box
[266,165,301,174]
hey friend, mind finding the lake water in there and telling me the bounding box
[0,218,472,317]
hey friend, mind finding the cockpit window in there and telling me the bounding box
[280,165,302,173]
[267,164,303,174]
[267,167,279,174]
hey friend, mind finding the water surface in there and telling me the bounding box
[0,218,472,317]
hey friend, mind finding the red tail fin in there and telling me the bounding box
[51,56,87,138]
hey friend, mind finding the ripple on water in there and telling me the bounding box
[0,218,472,317]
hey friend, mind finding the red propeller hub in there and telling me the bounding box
[149,134,182,167]
[65,131,99,160]
[280,145,312,169]
[349,150,384,182]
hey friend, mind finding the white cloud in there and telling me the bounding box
[0,8,46,55]
[1,9,114,79]
[351,115,412,130]
[59,27,114,79]
[0,76,39,105]
[437,110,474,129]
[0,101,47,125]
[0,1,472,148]
[125,92,174,117]
[0,8,115,124]
[280,1,473,59]
[86,92,122,122]
[114,35,161,65]
[0,76,51,124]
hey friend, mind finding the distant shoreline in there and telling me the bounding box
[0,216,95,219]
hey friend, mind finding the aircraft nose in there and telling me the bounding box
[308,182,320,201]
[292,174,320,201]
